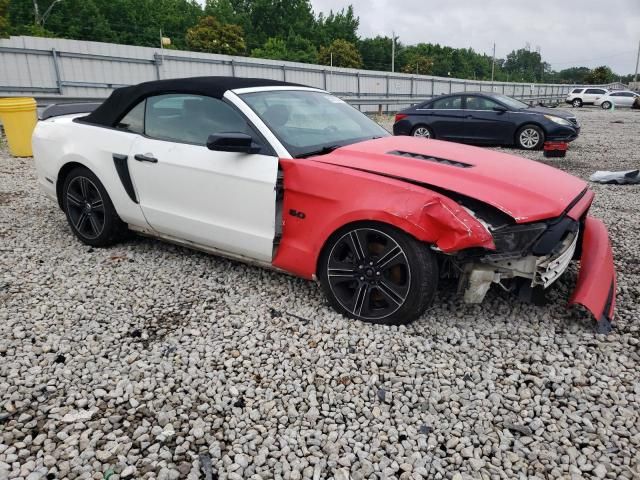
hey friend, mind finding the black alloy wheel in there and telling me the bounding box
[66,176,105,240]
[319,223,438,325]
[62,166,127,247]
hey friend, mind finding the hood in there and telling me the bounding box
[520,106,576,119]
[311,137,587,223]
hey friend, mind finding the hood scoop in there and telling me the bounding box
[387,150,473,168]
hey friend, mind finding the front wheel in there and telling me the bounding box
[601,101,612,110]
[572,98,583,108]
[62,166,127,247]
[318,223,439,325]
[516,125,544,150]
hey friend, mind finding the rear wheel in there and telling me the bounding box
[318,222,438,325]
[411,125,434,139]
[516,124,544,150]
[572,98,583,108]
[601,101,612,110]
[62,166,127,247]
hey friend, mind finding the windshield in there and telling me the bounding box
[239,90,389,158]
[491,94,529,109]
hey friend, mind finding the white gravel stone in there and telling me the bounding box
[0,109,639,479]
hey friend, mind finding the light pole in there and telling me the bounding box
[391,31,395,73]
[491,42,496,83]
[634,39,640,83]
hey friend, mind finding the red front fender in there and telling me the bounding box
[569,216,616,332]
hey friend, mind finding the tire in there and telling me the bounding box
[61,166,127,247]
[411,125,434,139]
[601,101,612,110]
[571,98,583,108]
[318,222,439,325]
[516,124,545,150]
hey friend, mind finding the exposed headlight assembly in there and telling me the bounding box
[491,223,548,254]
[544,115,572,126]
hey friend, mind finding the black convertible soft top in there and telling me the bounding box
[83,76,304,127]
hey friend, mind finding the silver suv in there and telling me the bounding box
[565,87,609,107]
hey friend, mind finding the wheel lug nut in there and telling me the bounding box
[369,261,373,266]
[376,271,381,276]
[360,277,364,281]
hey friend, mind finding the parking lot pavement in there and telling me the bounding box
[1,108,639,479]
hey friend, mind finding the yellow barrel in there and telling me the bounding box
[0,97,38,157]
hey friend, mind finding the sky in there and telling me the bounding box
[308,0,640,74]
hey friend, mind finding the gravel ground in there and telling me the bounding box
[1,107,639,480]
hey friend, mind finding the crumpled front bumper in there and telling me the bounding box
[569,216,616,333]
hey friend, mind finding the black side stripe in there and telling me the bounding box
[112,154,138,204]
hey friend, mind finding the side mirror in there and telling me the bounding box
[492,105,508,113]
[206,132,260,154]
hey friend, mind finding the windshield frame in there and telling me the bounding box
[236,88,389,158]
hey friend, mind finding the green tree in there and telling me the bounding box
[402,54,434,75]
[185,15,245,55]
[314,6,358,46]
[552,66,591,84]
[252,34,317,63]
[40,0,112,42]
[284,33,317,63]
[358,36,392,71]
[503,47,548,82]
[318,39,362,68]
[8,0,201,47]
[252,37,288,59]
[585,65,615,84]
[0,0,10,38]
[204,0,250,30]
[98,0,201,49]
[247,0,315,51]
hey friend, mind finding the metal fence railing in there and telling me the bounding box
[0,36,610,112]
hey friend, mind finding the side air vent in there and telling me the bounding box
[387,150,473,168]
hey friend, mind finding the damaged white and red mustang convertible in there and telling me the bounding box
[32,77,616,332]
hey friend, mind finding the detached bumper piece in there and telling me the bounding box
[569,216,616,333]
[543,141,568,158]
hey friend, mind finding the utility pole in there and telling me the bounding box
[391,31,395,73]
[634,39,640,82]
[491,42,496,83]
[330,52,333,92]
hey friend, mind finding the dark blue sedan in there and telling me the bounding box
[393,92,580,150]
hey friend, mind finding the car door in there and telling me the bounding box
[461,95,514,144]
[127,93,279,262]
[417,95,466,140]
[615,92,636,107]
[584,88,607,104]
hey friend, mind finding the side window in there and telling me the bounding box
[145,94,251,145]
[571,88,583,94]
[465,96,500,111]
[116,100,145,134]
[585,89,605,94]
[431,96,462,110]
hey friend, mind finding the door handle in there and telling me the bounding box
[134,153,158,163]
